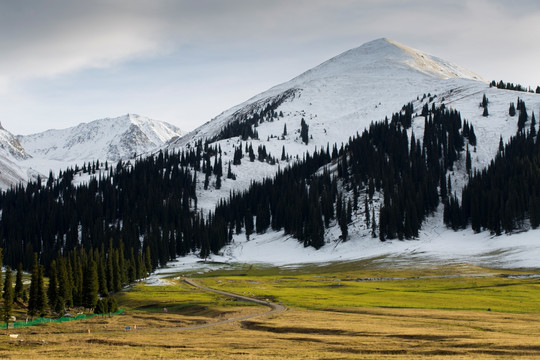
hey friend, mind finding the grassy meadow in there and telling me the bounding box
[2,261,540,359]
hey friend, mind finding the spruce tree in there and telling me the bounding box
[14,263,24,301]
[36,264,47,317]
[466,145,472,174]
[47,260,59,310]
[82,259,98,310]
[144,246,152,276]
[0,248,2,300]
[97,256,108,297]
[530,112,537,137]
[28,254,40,318]
[339,201,349,241]
[3,266,13,328]
[300,118,309,144]
[57,258,73,308]
[371,208,377,238]
[364,198,370,228]
[481,94,488,108]
[509,102,516,116]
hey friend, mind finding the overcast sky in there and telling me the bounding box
[1,0,540,135]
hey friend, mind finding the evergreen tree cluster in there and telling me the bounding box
[517,98,529,133]
[209,90,292,143]
[392,102,414,128]
[0,148,203,274]
[201,105,472,247]
[445,128,540,234]
[490,80,540,93]
[480,94,489,117]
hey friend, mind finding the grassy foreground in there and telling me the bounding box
[1,261,540,359]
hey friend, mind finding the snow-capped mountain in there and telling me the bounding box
[19,114,184,163]
[2,37,539,269]
[173,38,484,147]
[0,114,185,189]
[162,37,540,266]
[167,38,497,209]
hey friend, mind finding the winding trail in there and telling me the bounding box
[177,278,286,330]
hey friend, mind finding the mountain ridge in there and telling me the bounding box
[19,113,185,163]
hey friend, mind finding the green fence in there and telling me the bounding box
[0,308,124,329]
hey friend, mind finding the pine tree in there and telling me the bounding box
[245,210,254,240]
[482,105,489,117]
[339,200,348,241]
[94,298,107,315]
[47,260,59,310]
[509,102,516,116]
[36,264,47,317]
[82,259,98,310]
[300,118,309,144]
[112,249,121,292]
[530,112,537,137]
[14,263,24,301]
[481,94,489,108]
[371,208,377,238]
[466,145,472,174]
[3,266,14,328]
[0,248,2,300]
[364,197,370,228]
[28,254,40,318]
[282,123,287,137]
[97,256,108,297]
[57,258,72,308]
[144,246,152,276]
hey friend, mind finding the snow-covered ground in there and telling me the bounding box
[149,208,540,281]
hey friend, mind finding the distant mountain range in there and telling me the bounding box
[0,114,184,188]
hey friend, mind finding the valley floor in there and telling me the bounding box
[2,262,540,359]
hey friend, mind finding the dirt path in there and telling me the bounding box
[177,278,286,330]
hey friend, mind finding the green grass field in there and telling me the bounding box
[191,262,540,313]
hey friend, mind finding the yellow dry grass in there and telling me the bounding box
[2,306,540,359]
[2,263,540,359]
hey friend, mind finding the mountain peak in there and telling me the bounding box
[307,37,485,82]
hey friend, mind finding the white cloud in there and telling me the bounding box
[2,0,540,134]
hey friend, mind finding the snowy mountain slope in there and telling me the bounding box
[0,122,36,188]
[159,37,540,269]
[19,114,185,164]
[172,38,484,148]
[167,38,537,214]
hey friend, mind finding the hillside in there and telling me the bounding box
[162,38,540,267]
[1,38,540,273]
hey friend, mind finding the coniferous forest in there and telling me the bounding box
[1,98,539,316]
[445,119,540,234]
